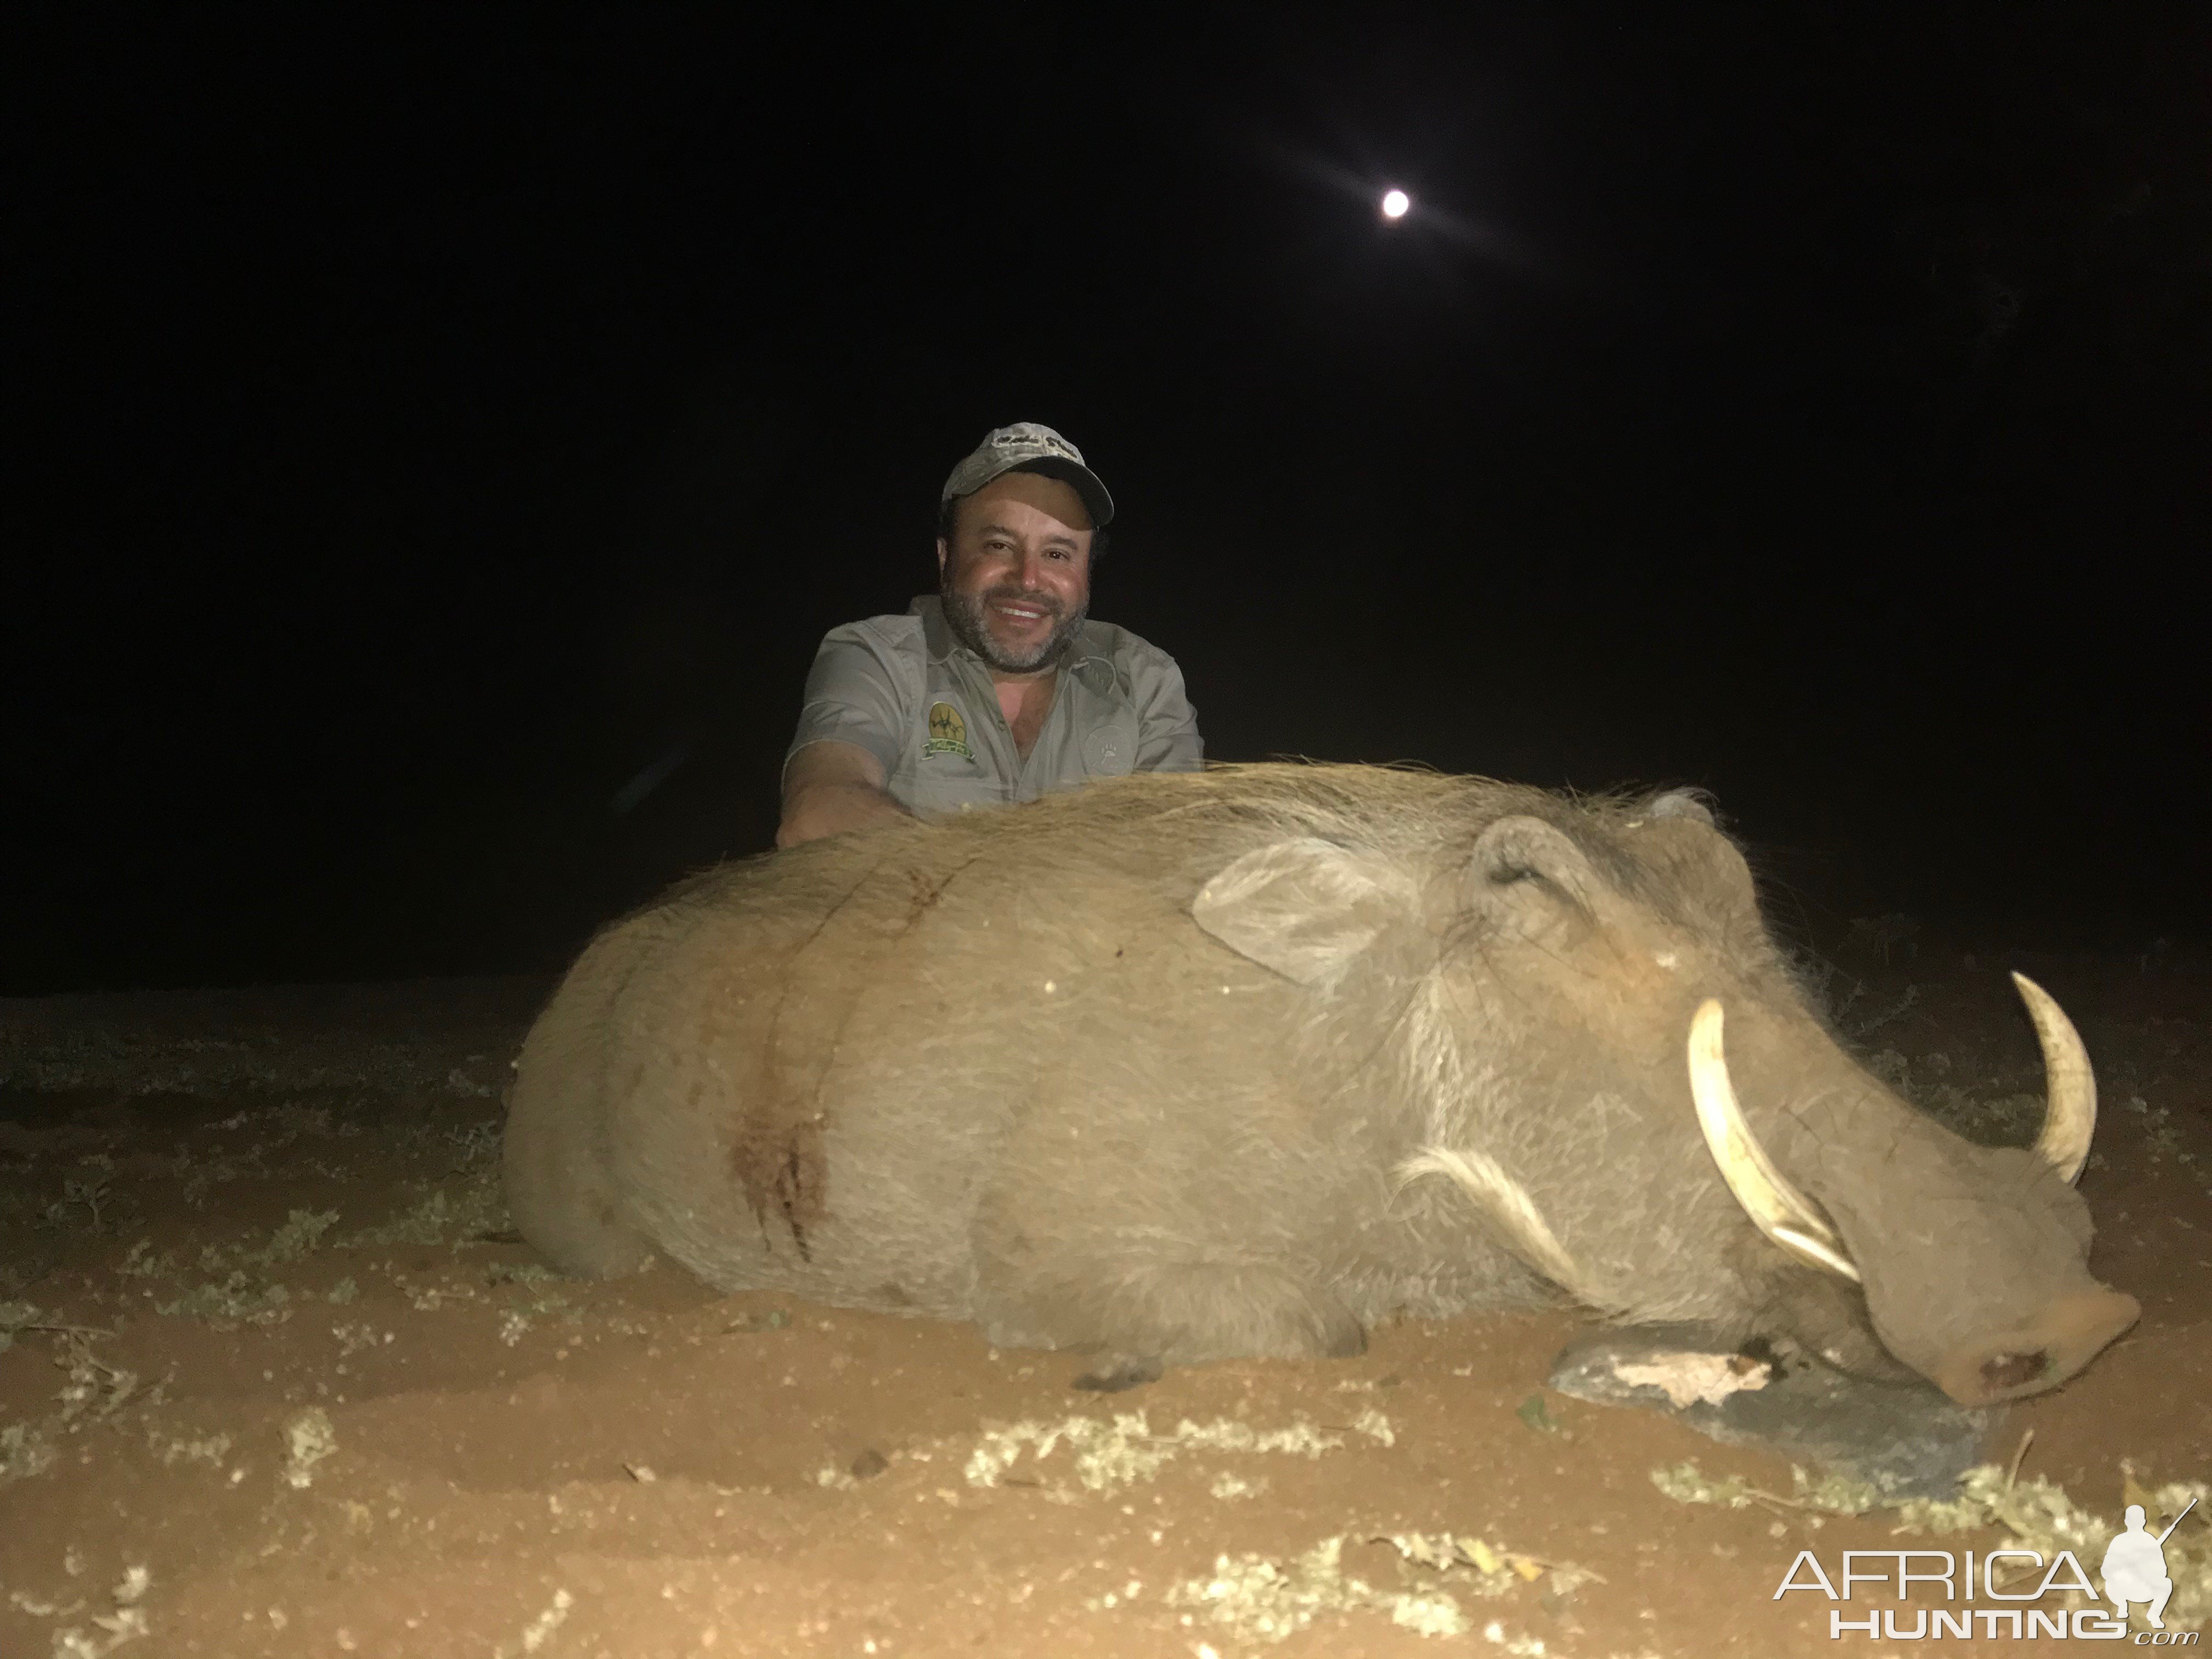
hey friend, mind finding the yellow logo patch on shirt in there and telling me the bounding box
[922,700,974,759]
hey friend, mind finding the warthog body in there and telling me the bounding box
[504,764,2135,1405]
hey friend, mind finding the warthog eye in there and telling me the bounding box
[1980,1350,2050,1392]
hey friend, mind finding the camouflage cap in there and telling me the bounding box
[940,421,1115,529]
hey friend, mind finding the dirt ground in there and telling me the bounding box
[2,938,2207,1658]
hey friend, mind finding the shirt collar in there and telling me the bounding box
[911,594,961,664]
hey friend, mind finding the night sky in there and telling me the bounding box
[9,4,2207,994]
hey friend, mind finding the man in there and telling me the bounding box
[777,422,1203,846]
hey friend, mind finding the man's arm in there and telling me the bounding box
[777,740,915,847]
[778,618,917,847]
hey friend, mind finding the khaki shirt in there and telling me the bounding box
[785,596,1203,817]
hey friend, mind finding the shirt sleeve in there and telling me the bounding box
[1130,650,1205,773]
[783,624,909,782]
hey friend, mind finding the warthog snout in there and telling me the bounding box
[1688,975,2136,1403]
[1932,1288,2142,1407]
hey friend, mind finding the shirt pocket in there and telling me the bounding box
[1080,718,1139,777]
[893,754,1003,818]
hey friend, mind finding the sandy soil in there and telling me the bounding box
[1,941,2207,1658]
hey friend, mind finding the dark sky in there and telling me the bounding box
[8,3,2208,993]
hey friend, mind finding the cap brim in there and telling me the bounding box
[943,450,1115,529]
[1011,455,1115,529]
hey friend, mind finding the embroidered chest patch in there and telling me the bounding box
[922,700,974,759]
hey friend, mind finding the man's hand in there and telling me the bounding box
[777,741,915,848]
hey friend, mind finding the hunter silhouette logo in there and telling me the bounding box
[2105,1499,2196,1630]
[923,701,973,759]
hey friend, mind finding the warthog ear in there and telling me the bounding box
[1192,838,1420,986]
[1645,789,1717,826]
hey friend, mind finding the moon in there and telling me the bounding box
[1380,189,1410,220]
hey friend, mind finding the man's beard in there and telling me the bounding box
[940,578,1088,674]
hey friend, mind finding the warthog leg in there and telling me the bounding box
[976,1255,1367,1390]
[1072,1353,1166,1393]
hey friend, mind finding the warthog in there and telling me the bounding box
[504,764,2136,1406]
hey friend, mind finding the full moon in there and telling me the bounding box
[1380,189,1410,220]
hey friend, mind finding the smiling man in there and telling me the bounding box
[776,422,1204,846]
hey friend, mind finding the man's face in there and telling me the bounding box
[935,471,1094,675]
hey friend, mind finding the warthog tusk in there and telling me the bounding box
[1687,1000,1861,1283]
[2012,972,2096,1185]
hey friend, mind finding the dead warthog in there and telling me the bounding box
[504,763,2135,1404]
